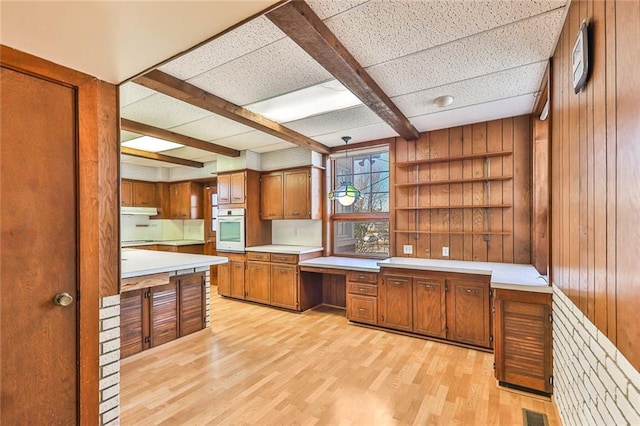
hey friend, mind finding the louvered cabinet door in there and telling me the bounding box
[150,282,179,347]
[179,272,206,336]
[120,289,149,358]
[494,289,552,394]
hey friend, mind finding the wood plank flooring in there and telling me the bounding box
[120,287,561,425]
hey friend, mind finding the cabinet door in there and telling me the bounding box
[218,262,230,296]
[380,275,412,331]
[230,172,245,204]
[446,278,491,348]
[178,273,206,337]
[150,282,179,347]
[347,295,377,325]
[284,169,309,219]
[120,289,149,358]
[169,182,190,219]
[217,174,231,205]
[246,262,271,304]
[177,244,204,254]
[132,181,155,207]
[271,264,297,310]
[413,277,446,338]
[230,260,246,299]
[494,290,552,394]
[121,180,133,206]
[260,172,283,219]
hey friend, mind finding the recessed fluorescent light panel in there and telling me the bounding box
[246,79,363,123]
[121,136,184,152]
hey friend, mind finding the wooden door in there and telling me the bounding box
[261,172,283,219]
[413,277,446,338]
[446,278,491,348]
[1,67,78,423]
[284,169,310,219]
[271,264,298,310]
[246,262,271,304]
[380,275,413,331]
[217,173,231,205]
[218,262,231,296]
[120,289,149,357]
[230,172,245,204]
[230,260,246,299]
[150,282,179,347]
[122,180,133,206]
[132,181,156,207]
[178,273,206,336]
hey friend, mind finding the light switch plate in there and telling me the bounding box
[442,246,449,257]
[403,245,413,254]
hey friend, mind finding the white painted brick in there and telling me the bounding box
[583,317,598,339]
[616,387,640,424]
[99,328,120,343]
[102,337,121,354]
[104,419,120,426]
[101,295,120,308]
[99,372,120,390]
[177,268,195,276]
[588,336,606,364]
[169,271,177,277]
[629,385,640,412]
[590,370,607,396]
[590,401,605,426]
[576,323,591,347]
[616,352,640,391]
[597,361,617,392]
[605,392,627,425]
[102,316,120,331]
[605,356,629,392]
[100,350,120,366]
[102,383,120,401]
[597,329,618,359]
[99,395,118,413]
[572,302,584,322]
[102,407,120,424]
[101,360,120,377]
[582,345,598,373]
[195,266,208,272]
[99,305,120,320]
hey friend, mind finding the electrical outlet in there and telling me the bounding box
[442,246,449,257]
[403,245,413,255]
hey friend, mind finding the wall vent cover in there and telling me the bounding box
[522,409,548,426]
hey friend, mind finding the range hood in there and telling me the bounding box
[120,206,158,216]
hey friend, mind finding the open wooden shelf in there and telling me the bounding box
[395,176,512,187]
[394,230,512,235]
[395,150,512,167]
[395,204,512,210]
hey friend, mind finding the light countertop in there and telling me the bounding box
[121,248,227,279]
[246,245,324,255]
[377,257,493,275]
[298,256,382,272]
[122,240,205,248]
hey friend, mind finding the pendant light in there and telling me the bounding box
[328,136,361,206]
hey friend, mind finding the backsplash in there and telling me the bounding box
[120,215,150,241]
[272,220,322,247]
[121,216,204,242]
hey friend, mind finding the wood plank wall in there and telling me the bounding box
[391,116,531,264]
[550,0,640,369]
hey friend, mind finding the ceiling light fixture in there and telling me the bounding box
[121,135,184,152]
[328,136,361,207]
[434,95,454,108]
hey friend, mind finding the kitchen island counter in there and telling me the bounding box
[121,248,227,279]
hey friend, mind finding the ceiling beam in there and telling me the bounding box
[266,1,420,141]
[121,147,204,168]
[121,118,241,158]
[133,70,331,154]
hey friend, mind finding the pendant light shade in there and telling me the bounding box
[328,136,362,206]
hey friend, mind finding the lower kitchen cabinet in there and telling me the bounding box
[217,252,245,298]
[120,271,205,359]
[379,274,413,332]
[447,278,491,348]
[346,271,378,325]
[494,289,552,394]
[271,263,297,310]
[246,259,271,304]
[413,277,446,338]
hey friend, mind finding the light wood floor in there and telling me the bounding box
[120,286,561,425]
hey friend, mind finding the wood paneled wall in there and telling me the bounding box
[550,0,640,369]
[391,116,531,264]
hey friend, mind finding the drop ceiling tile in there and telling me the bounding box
[285,105,383,138]
[187,37,333,106]
[251,142,297,153]
[216,130,292,151]
[120,82,156,107]
[121,130,141,143]
[169,114,255,141]
[192,153,219,163]
[314,123,397,147]
[162,146,208,160]
[393,61,547,118]
[368,9,565,97]
[325,1,566,67]
[158,16,286,80]
[121,92,212,129]
[409,93,536,132]
[306,0,369,20]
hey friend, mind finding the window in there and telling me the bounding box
[331,147,389,257]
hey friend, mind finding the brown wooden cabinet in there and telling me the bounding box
[259,167,323,220]
[446,278,491,348]
[246,253,271,305]
[120,272,206,359]
[379,274,413,332]
[271,262,298,310]
[413,277,446,338]
[494,289,552,394]
[169,181,202,219]
[217,172,245,205]
[218,252,245,299]
[121,179,156,207]
[346,271,378,325]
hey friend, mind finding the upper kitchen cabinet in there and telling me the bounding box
[121,179,156,207]
[217,171,245,206]
[169,181,202,219]
[260,167,323,220]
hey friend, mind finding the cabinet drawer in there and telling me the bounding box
[347,282,378,296]
[270,253,298,264]
[247,252,271,262]
[347,271,377,284]
[347,295,377,325]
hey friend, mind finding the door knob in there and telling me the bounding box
[53,292,73,307]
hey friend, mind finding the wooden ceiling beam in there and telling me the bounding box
[121,118,240,158]
[133,70,331,155]
[266,1,420,141]
[121,147,204,168]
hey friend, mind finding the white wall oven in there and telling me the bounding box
[216,208,245,252]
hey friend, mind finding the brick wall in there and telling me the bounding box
[99,294,121,425]
[552,285,640,425]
